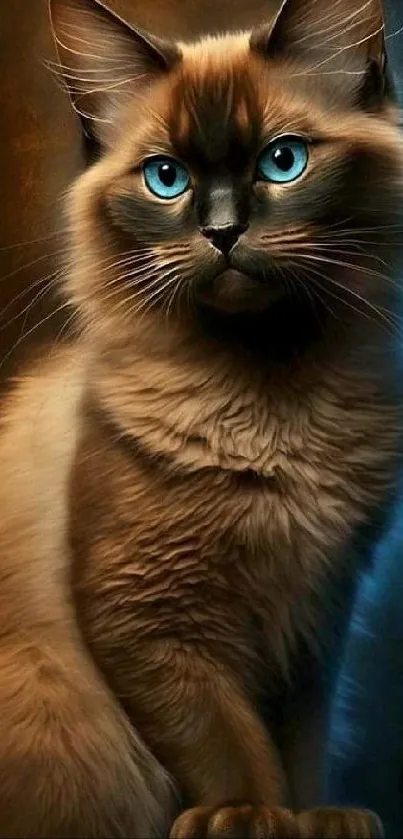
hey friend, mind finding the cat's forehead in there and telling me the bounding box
[166,34,265,170]
[128,33,325,170]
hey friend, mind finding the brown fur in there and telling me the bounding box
[0,0,401,835]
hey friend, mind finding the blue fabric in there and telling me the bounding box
[325,492,403,837]
[383,0,403,103]
[325,7,403,834]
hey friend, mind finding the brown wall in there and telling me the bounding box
[0,0,82,378]
[0,0,279,379]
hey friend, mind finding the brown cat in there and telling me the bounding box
[0,0,401,835]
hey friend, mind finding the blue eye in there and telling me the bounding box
[257,136,309,184]
[143,157,190,199]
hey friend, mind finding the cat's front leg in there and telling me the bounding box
[111,641,382,839]
[106,643,295,838]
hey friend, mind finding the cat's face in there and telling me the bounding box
[51,0,403,338]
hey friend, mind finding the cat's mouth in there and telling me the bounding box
[194,268,286,314]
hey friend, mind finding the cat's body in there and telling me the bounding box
[0,0,402,835]
[73,320,398,699]
[0,309,397,836]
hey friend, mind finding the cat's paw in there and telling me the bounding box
[297,807,383,838]
[170,804,298,838]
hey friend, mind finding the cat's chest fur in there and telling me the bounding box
[73,351,399,685]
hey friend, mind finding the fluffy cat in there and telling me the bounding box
[0,0,402,835]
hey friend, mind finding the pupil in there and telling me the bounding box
[158,163,176,187]
[273,146,295,172]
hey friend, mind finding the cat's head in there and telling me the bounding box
[50,0,403,348]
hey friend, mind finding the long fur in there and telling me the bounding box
[0,0,401,834]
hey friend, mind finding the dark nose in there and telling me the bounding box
[200,223,248,255]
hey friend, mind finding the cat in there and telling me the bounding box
[0,0,401,835]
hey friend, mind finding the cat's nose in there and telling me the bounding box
[200,223,248,255]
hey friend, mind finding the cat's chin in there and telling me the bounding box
[194,269,284,314]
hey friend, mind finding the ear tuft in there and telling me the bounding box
[49,0,180,135]
[250,0,390,109]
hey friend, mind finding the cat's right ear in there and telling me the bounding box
[49,0,180,139]
[250,0,391,110]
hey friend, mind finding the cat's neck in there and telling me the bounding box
[82,307,394,478]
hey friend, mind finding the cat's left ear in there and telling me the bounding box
[49,0,181,142]
[251,0,392,109]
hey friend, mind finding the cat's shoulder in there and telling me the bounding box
[0,344,86,476]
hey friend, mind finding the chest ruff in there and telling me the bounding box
[69,354,400,693]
